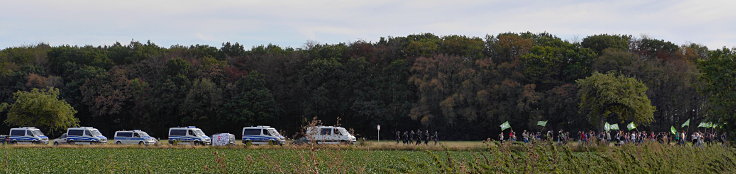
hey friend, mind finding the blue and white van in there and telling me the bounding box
[8,127,49,144]
[242,126,285,145]
[114,130,157,145]
[66,127,108,145]
[168,126,211,145]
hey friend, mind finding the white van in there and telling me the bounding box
[114,130,157,145]
[8,127,49,144]
[304,126,356,144]
[66,127,108,144]
[242,126,285,145]
[168,126,211,145]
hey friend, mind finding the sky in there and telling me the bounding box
[1,0,735,49]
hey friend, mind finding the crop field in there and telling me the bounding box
[0,142,735,173]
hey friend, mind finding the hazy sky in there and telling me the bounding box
[1,0,735,49]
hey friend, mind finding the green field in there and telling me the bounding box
[1,142,735,173]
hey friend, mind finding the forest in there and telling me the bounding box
[1,32,734,140]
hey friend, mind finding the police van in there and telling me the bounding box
[7,127,49,144]
[304,126,356,144]
[66,127,108,145]
[242,126,285,145]
[114,130,157,145]
[168,126,211,145]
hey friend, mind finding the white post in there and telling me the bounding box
[377,125,381,142]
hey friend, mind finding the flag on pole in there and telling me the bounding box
[627,122,637,131]
[681,119,690,128]
[698,122,707,128]
[610,124,620,130]
[500,121,511,131]
[604,122,611,131]
[537,120,548,127]
[670,126,677,135]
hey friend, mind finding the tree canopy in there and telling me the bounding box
[577,72,656,130]
[1,88,79,133]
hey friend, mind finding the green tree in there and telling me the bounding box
[2,88,79,133]
[698,48,736,130]
[581,34,631,54]
[577,72,655,130]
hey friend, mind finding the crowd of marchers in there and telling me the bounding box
[394,130,439,145]
[492,129,727,146]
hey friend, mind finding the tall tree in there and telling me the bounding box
[2,88,79,134]
[577,72,655,130]
[697,48,736,130]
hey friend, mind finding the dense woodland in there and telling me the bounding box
[1,32,735,140]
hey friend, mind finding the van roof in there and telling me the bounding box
[69,127,97,129]
[243,126,273,129]
[12,127,39,130]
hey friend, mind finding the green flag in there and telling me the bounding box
[670,126,677,135]
[610,124,620,130]
[627,122,637,130]
[500,121,511,131]
[604,122,611,131]
[698,122,707,128]
[537,120,548,127]
[681,119,690,128]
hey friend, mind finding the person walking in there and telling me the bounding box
[433,131,439,145]
[409,130,415,144]
[499,132,505,143]
[403,131,409,144]
[424,130,430,145]
[396,131,401,144]
[416,129,423,145]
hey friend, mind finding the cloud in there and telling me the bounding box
[0,0,734,49]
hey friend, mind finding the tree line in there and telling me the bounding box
[0,32,734,140]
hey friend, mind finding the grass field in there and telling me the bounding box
[1,141,735,173]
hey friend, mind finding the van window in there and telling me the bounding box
[170,129,186,136]
[320,128,332,135]
[10,130,25,136]
[68,130,84,136]
[117,132,132,137]
[133,133,139,137]
[243,129,261,136]
[188,130,194,136]
[262,129,271,136]
[84,130,92,136]
[31,130,44,136]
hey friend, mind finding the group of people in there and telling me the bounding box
[395,130,439,145]
[496,129,727,146]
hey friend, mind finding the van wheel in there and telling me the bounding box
[139,141,144,145]
[115,141,122,144]
[53,142,59,146]
[268,140,275,145]
[68,141,74,145]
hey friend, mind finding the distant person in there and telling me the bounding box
[403,131,409,144]
[410,130,415,144]
[424,130,430,145]
[416,129,423,145]
[499,132,505,142]
[396,131,401,144]
[434,131,439,145]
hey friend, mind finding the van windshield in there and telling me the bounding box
[267,129,281,136]
[90,129,103,137]
[337,128,350,136]
[31,130,44,136]
[193,129,206,137]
